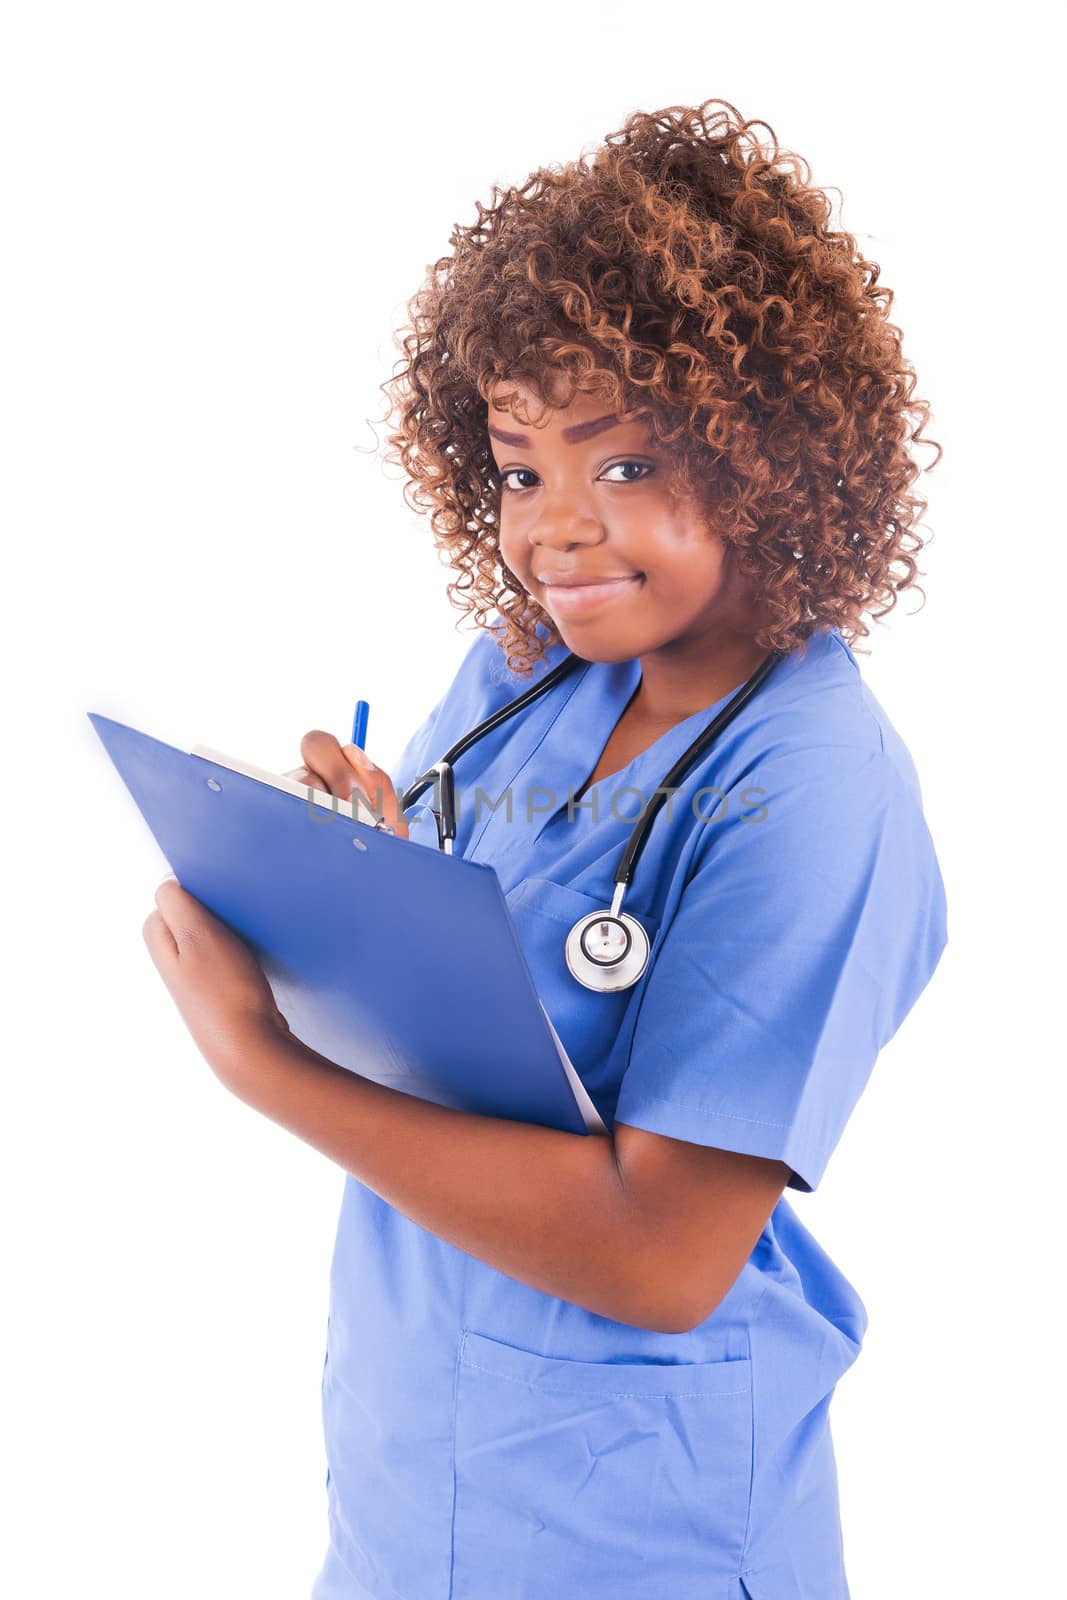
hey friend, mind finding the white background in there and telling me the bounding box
[3,2,1060,1594]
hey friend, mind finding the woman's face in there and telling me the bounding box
[491,380,763,666]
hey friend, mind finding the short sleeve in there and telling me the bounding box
[613,745,949,1192]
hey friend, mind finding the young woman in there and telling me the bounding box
[143,99,948,1599]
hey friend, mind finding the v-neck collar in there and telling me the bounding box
[528,657,748,844]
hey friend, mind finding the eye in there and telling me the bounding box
[498,467,539,493]
[496,460,655,494]
[599,460,655,484]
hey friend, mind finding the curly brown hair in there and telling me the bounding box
[377,97,941,678]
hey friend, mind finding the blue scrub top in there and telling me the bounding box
[311,623,948,1600]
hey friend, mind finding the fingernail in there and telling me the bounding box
[344,743,373,768]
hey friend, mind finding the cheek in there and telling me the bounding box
[639,517,728,589]
[640,542,722,589]
[497,518,530,579]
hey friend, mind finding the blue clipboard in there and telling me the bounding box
[88,711,607,1137]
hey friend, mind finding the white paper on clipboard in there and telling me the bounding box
[537,1000,608,1134]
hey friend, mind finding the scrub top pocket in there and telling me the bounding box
[503,876,660,1103]
[451,1329,754,1600]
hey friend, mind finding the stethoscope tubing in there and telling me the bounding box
[609,648,786,888]
[401,645,786,877]
[400,649,586,848]
[399,642,789,990]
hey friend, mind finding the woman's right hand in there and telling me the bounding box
[285,731,410,840]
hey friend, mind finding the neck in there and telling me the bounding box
[633,632,773,723]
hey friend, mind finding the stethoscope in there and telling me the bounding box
[399,646,788,993]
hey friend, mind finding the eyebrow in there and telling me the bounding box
[487,414,630,448]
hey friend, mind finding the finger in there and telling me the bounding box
[297,733,409,836]
[299,731,366,804]
[153,879,213,952]
[339,745,408,837]
[142,906,177,962]
[299,731,388,817]
[284,764,332,795]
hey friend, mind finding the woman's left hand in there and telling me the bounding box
[143,877,292,1086]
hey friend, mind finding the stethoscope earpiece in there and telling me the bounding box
[565,909,651,993]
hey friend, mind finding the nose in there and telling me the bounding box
[527,508,605,553]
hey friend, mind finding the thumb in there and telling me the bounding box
[341,745,410,840]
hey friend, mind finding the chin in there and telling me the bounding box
[550,620,647,664]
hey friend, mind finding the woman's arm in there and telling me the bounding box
[143,876,788,1336]
[223,1024,692,1332]
[224,1029,789,1333]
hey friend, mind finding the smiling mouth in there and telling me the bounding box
[540,575,643,616]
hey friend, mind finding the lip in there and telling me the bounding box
[534,569,638,586]
[539,574,642,617]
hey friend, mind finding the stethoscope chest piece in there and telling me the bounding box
[565,910,651,993]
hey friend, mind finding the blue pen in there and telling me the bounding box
[350,699,394,833]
